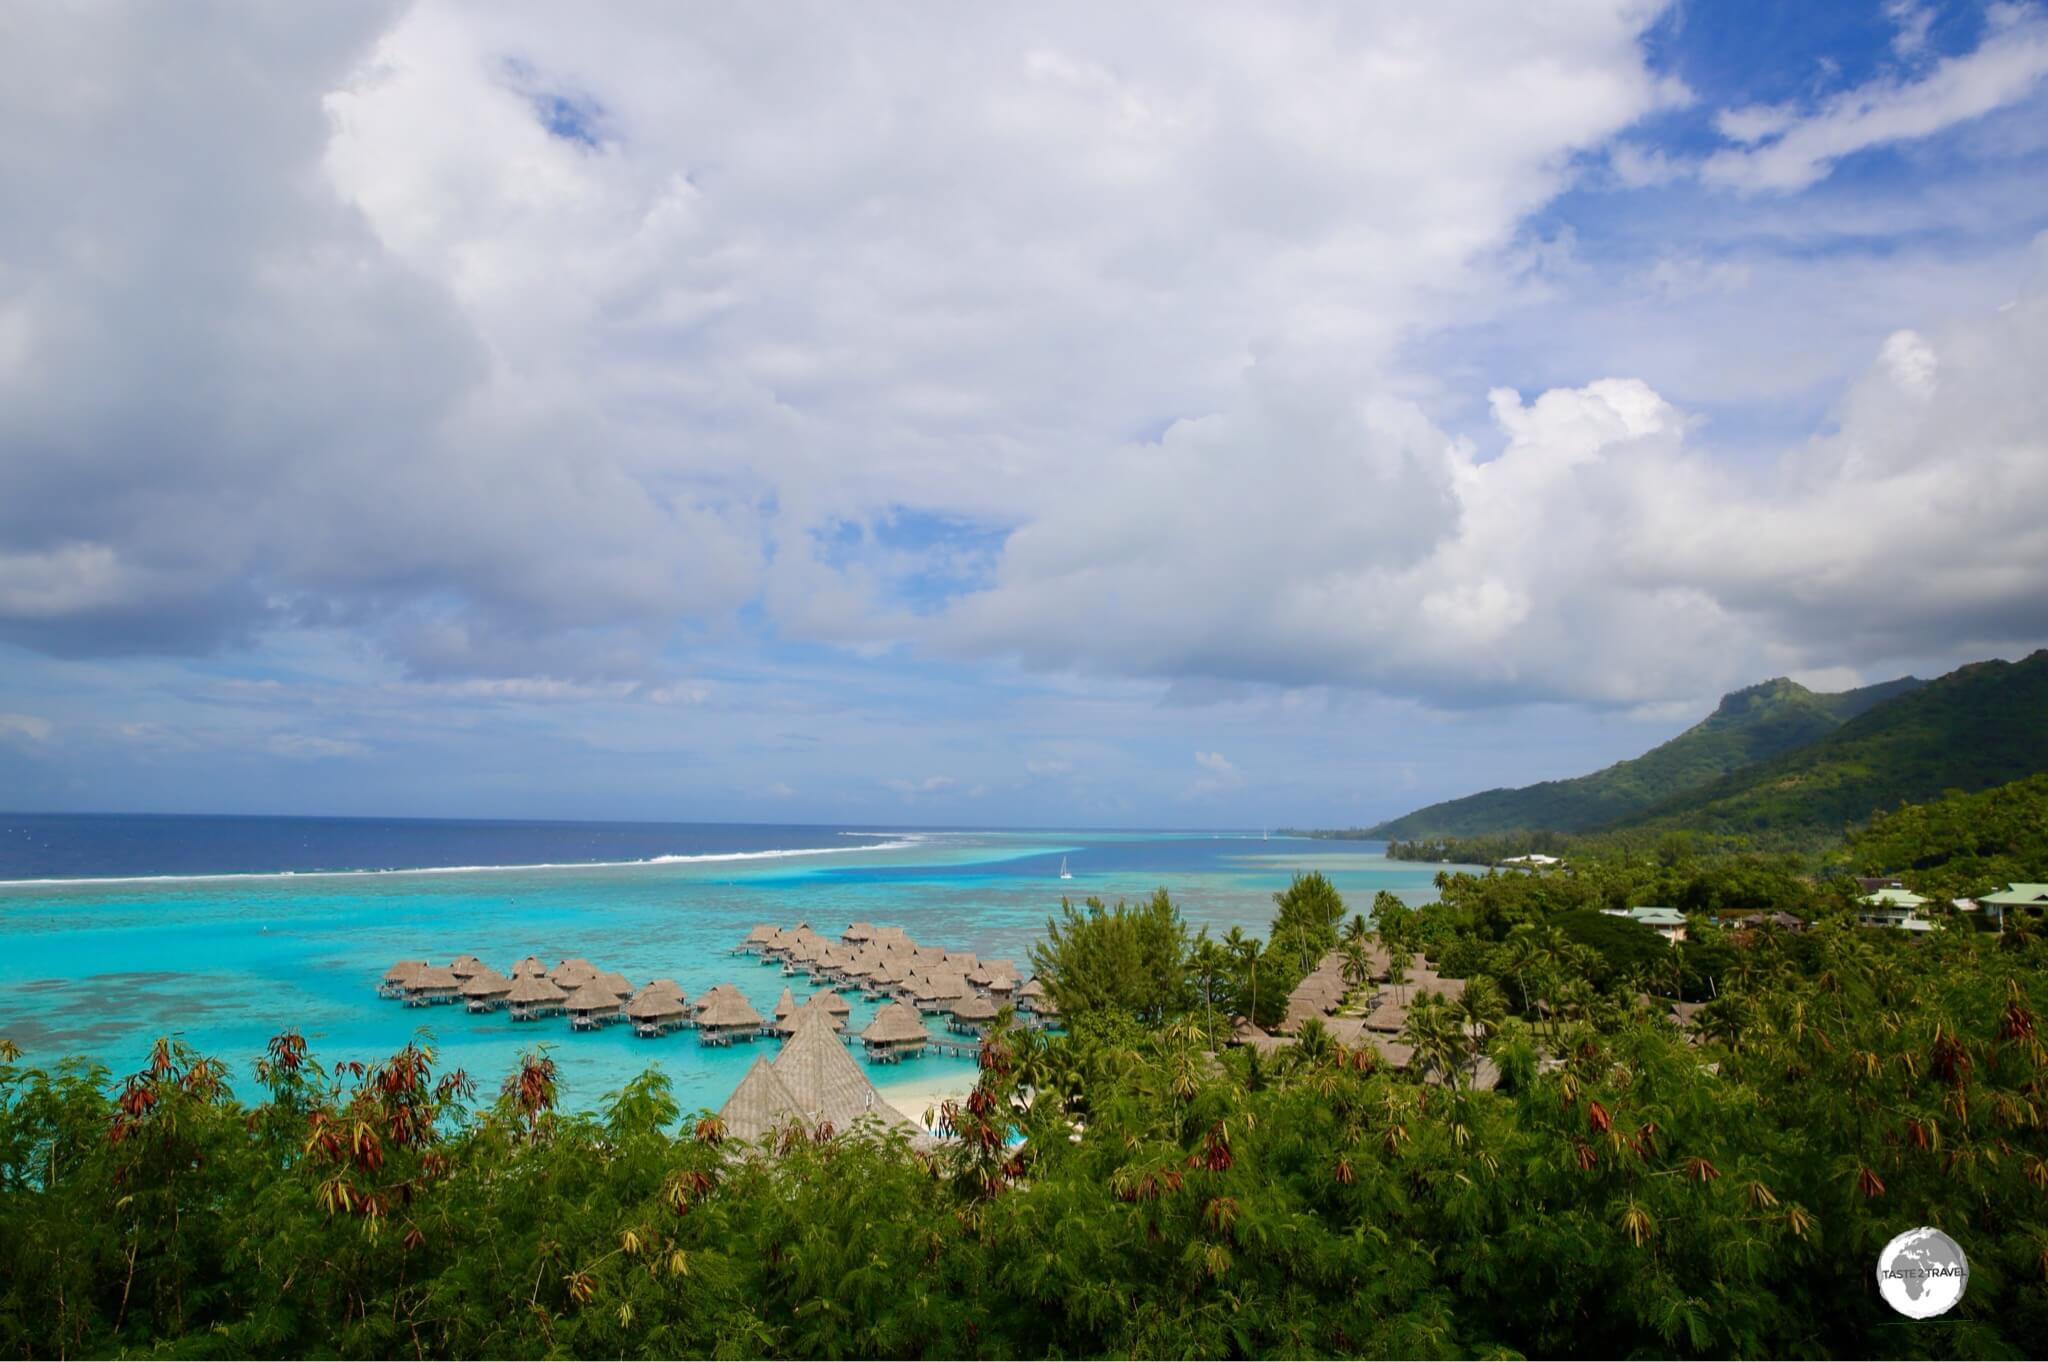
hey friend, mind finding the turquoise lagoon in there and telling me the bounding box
[0,825,1466,1114]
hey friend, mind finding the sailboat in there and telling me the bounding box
[1059,856,1072,880]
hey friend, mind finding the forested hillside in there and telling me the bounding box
[1612,652,2048,846]
[1359,674,1920,840]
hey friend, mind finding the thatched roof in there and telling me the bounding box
[695,983,742,1013]
[1412,976,1467,1003]
[697,991,764,1030]
[550,960,597,987]
[773,986,798,1019]
[411,965,460,991]
[815,990,851,1016]
[743,924,775,944]
[460,969,511,998]
[842,921,875,942]
[861,1002,931,1046]
[596,971,635,999]
[718,1056,806,1142]
[868,961,902,985]
[645,977,685,998]
[626,987,689,1022]
[384,960,427,984]
[921,972,970,1000]
[510,955,549,979]
[1361,997,1408,1033]
[564,982,622,1014]
[774,1010,916,1133]
[1017,977,1045,999]
[986,975,1018,995]
[449,954,486,978]
[951,994,998,1022]
[774,995,842,1035]
[507,975,567,1005]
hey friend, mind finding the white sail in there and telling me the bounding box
[1059,856,1071,879]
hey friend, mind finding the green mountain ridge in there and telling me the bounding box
[1611,650,2048,844]
[1361,673,1923,841]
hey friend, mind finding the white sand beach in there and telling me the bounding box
[878,1076,977,1131]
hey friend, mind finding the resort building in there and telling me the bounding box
[948,993,998,1036]
[626,983,690,1037]
[1602,906,1690,942]
[506,975,568,1021]
[565,982,625,1030]
[449,954,487,980]
[719,1011,918,1143]
[379,960,427,998]
[405,965,462,1006]
[1979,883,2048,932]
[860,1002,932,1062]
[697,991,764,1046]
[1858,887,1936,932]
[460,968,512,1012]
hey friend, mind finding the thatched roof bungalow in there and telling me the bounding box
[912,972,969,1013]
[627,985,691,1036]
[697,991,764,1046]
[738,924,776,954]
[566,982,624,1031]
[380,960,427,997]
[507,974,568,1021]
[460,968,512,1012]
[861,1002,931,1063]
[595,971,636,1000]
[510,955,549,979]
[841,921,875,945]
[776,1011,917,1134]
[772,986,798,1021]
[717,1057,806,1143]
[550,958,598,989]
[406,965,462,1006]
[449,954,487,980]
[948,993,998,1035]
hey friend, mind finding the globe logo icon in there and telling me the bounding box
[1876,1226,1968,1319]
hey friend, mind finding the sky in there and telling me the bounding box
[2,0,2047,828]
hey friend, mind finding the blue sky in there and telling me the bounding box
[2,1,2046,827]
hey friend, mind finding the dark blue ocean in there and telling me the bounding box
[0,814,1463,1117]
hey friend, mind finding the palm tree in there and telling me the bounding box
[1232,935,1267,1030]
[1339,938,1374,1003]
[1401,994,1467,1088]
[1190,939,1231,1044]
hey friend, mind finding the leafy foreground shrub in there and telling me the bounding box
[4,928,2048,1358]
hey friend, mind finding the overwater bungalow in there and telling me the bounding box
[461,968,512,1013]
[1016,978,1046,1012]
[948,993,998,1036]
[406,965,462,1007]
[967,959,1017,992]
[815,989,852,1023]
[912,972,969,1014]
[627,985,691,1037]
[841,921,875,946]
[449,954,487,980]
[595,971,636,1000]
[697,991,764,1046]
[550,958,599,989]
[987,974,1018,1002]
[510,955,549,979]
[737,924,776,955]
[507,975,568,1022]
[695,982,743,1016]
[379,960,427,998]
[859,1002,931,1062]
[865,960,903,999]
[773,994,842,1037]
[772,985,798,1023]
[566,982,625,1031]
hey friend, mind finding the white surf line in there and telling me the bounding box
[0,834,926,889]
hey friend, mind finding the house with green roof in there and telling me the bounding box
[1858,886,1936,932]
[1600,904,1688,943]
[1978,884,2048,933]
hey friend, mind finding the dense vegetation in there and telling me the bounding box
[1834,773,2048,901]
[1614,652,2048,847]
[8,793,2048,1357]
[1323,674,1920,842]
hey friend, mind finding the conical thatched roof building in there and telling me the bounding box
[773,985,798,1020]
[774,1009,916,1133]
[717,1056,806,1142]
[449,954,486,979]
[773,993,842,1036]
[841,921,875,945]
[815,989,851,1017]
[550,958,598,988]
[596,971,636,999]
[510,955,549,979]
[695,982,742,1013]
[860,1001,931,1062]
